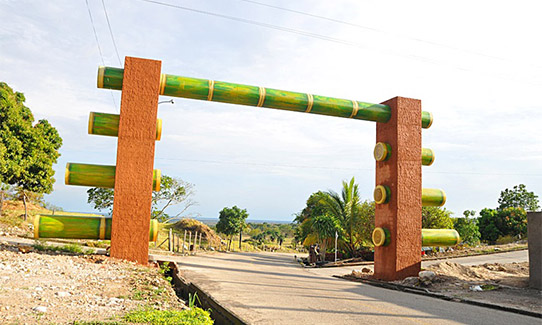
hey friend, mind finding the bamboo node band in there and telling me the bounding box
[207,80,215,101]
[257,87,266,107]
[99,217,106,240]
[97,66,105,88]
[159,74,166,95]
[33,215,40,239]
[305,93,314,113]
[350,100,359,118]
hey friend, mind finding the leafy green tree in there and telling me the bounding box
[453,210,481,245]
[477,207,527,243]
[422,207,454,229]
[86,175,195,222]
[216,206,249,250]
[498,184,539,212]
[293,191,328,245]
[0,82,62,219]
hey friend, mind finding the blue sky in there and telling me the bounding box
[1,0,541,221]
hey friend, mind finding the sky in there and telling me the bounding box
[1,0,541,222]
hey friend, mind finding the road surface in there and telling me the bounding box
[170,250,535,324]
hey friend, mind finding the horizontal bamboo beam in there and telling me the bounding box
[373,142,435,165]
[98,66,433,128]
[89,112,162,140]
[65,163,161,191]
[34,215,158,241]
[372,227,460,247]
[374,186,446,206]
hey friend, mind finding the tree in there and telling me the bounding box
[314,177,374,256]
[422,207,454,229]
[478,207,527,243]
[216,206,249,250]
[86,175,196,222]
[453,210,481,245]
[498,184,539,212]
[0,82,62,219]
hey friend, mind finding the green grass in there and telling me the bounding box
[32,240,95,255]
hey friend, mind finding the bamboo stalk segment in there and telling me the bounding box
[34,215,158,241]
[421,188,446,207]
[374,142,435,165]
[98,66,433,128]
[372,227,460,247]
[88,112,162,140]
[421,229,460,246]
[65,163,161,191]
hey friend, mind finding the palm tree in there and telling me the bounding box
[310,214,340,261]
[316,177,362,257]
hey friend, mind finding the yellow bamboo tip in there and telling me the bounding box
[97,66,105,89]
[442,190,447,206]
[426,112,434,128]
[425,148,435,166]
[374,185,388,204]
[372,227,389,247]
[374,142,390,162]
[159,74,166,95]
[88,112,95,135]
[33,215,41,239]
[154,169,161,191]
[151,219,159,242]
[156,118,162,141]
[64,163,71,185]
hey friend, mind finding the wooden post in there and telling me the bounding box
[194,231,198,253]
[374,97,422,281]
[198,233,202,251]
[168,228,172,252]
[110,57,161,264]
[182,230,186,255]
[188,231,192,253]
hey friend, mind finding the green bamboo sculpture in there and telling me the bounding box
[34,215,158,241]
[373,227,460,247]
[65,163,161,191]
[98,66,433,128]
[89,112,162,140]
[373,142,435,166]
[421,188,446,207]
[373,186,446,206]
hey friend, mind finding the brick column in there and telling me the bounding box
[110,57,161,264]
[374,97,422,280]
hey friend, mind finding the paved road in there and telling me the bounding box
[169,251,536,325]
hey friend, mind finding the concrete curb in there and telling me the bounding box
[334,275,542,319]
[167,261,248,325]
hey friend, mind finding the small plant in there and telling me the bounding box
[188,292,201,309]
[158,262,173,282]
[32,240,95,255]
[124,307,213,324]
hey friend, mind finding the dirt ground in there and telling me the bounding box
[349,261,541,314]
[0,240,184,324]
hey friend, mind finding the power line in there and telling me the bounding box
[85,0,119,112]
[85,0,105,66]
[238,0,539,68]
[101,0,122,66]
[135,0,540,84]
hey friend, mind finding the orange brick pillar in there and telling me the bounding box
[374,97,422,280]
[110,57,161,263]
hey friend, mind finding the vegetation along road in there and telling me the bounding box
[169,251,534,325]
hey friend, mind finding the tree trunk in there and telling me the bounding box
[0,191,4,216]
[23,192,28,221]
[228,236,232,251]
[239,230,242,250]
[320,240,327,261]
